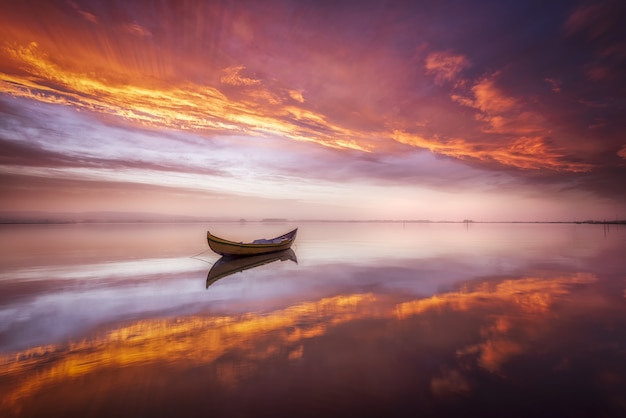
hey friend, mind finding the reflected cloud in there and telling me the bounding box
[395,273,596,319]
[0,271,601,413]
[0,293,377,412]
[397,273,598,374]
[206,249,298,288]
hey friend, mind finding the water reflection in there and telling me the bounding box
[206,249,298,288]
[0,223,625,417]
[2,270,625,417]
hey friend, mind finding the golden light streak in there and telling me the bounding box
[0,39,593,171]
[0,42,371,154]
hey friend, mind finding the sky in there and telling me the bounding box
[0,0,625,222]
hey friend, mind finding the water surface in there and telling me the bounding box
[1,222,625,417]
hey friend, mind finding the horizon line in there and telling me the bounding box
[1,219,625,225]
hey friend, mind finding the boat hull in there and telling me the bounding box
[207,228,297,257]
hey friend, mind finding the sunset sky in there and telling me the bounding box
[1,0,625,221]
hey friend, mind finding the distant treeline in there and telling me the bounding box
[1,217,625,225]
[576,220,626,225]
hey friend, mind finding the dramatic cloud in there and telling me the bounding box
[0,0,625,221]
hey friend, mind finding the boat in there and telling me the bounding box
[206,249,297,288]
[206,228,297,257]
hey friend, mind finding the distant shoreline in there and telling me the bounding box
[1,219,624,225]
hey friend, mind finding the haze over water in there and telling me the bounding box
[1,222,624,417]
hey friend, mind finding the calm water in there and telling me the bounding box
[0,222,625,417]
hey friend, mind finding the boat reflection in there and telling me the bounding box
[206,249,298,288]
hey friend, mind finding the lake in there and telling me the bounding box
[1,222,625,417]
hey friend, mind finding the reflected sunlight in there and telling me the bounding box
[0,272,597,412]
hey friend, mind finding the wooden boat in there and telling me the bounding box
[206,249,297,288]
[206,228,297,257]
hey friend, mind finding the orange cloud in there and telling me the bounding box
[0,33,596,173]
[425,51,470,86]
[467,77,517,114]
[220,65,261,87]
[444,74,593,172]
[421,53,595,172]
[452,75,545,136]
[289,89,305,103]
[0,41,374,153]
[391,130,592,172]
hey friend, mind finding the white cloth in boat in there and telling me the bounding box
[252,237,288,244]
